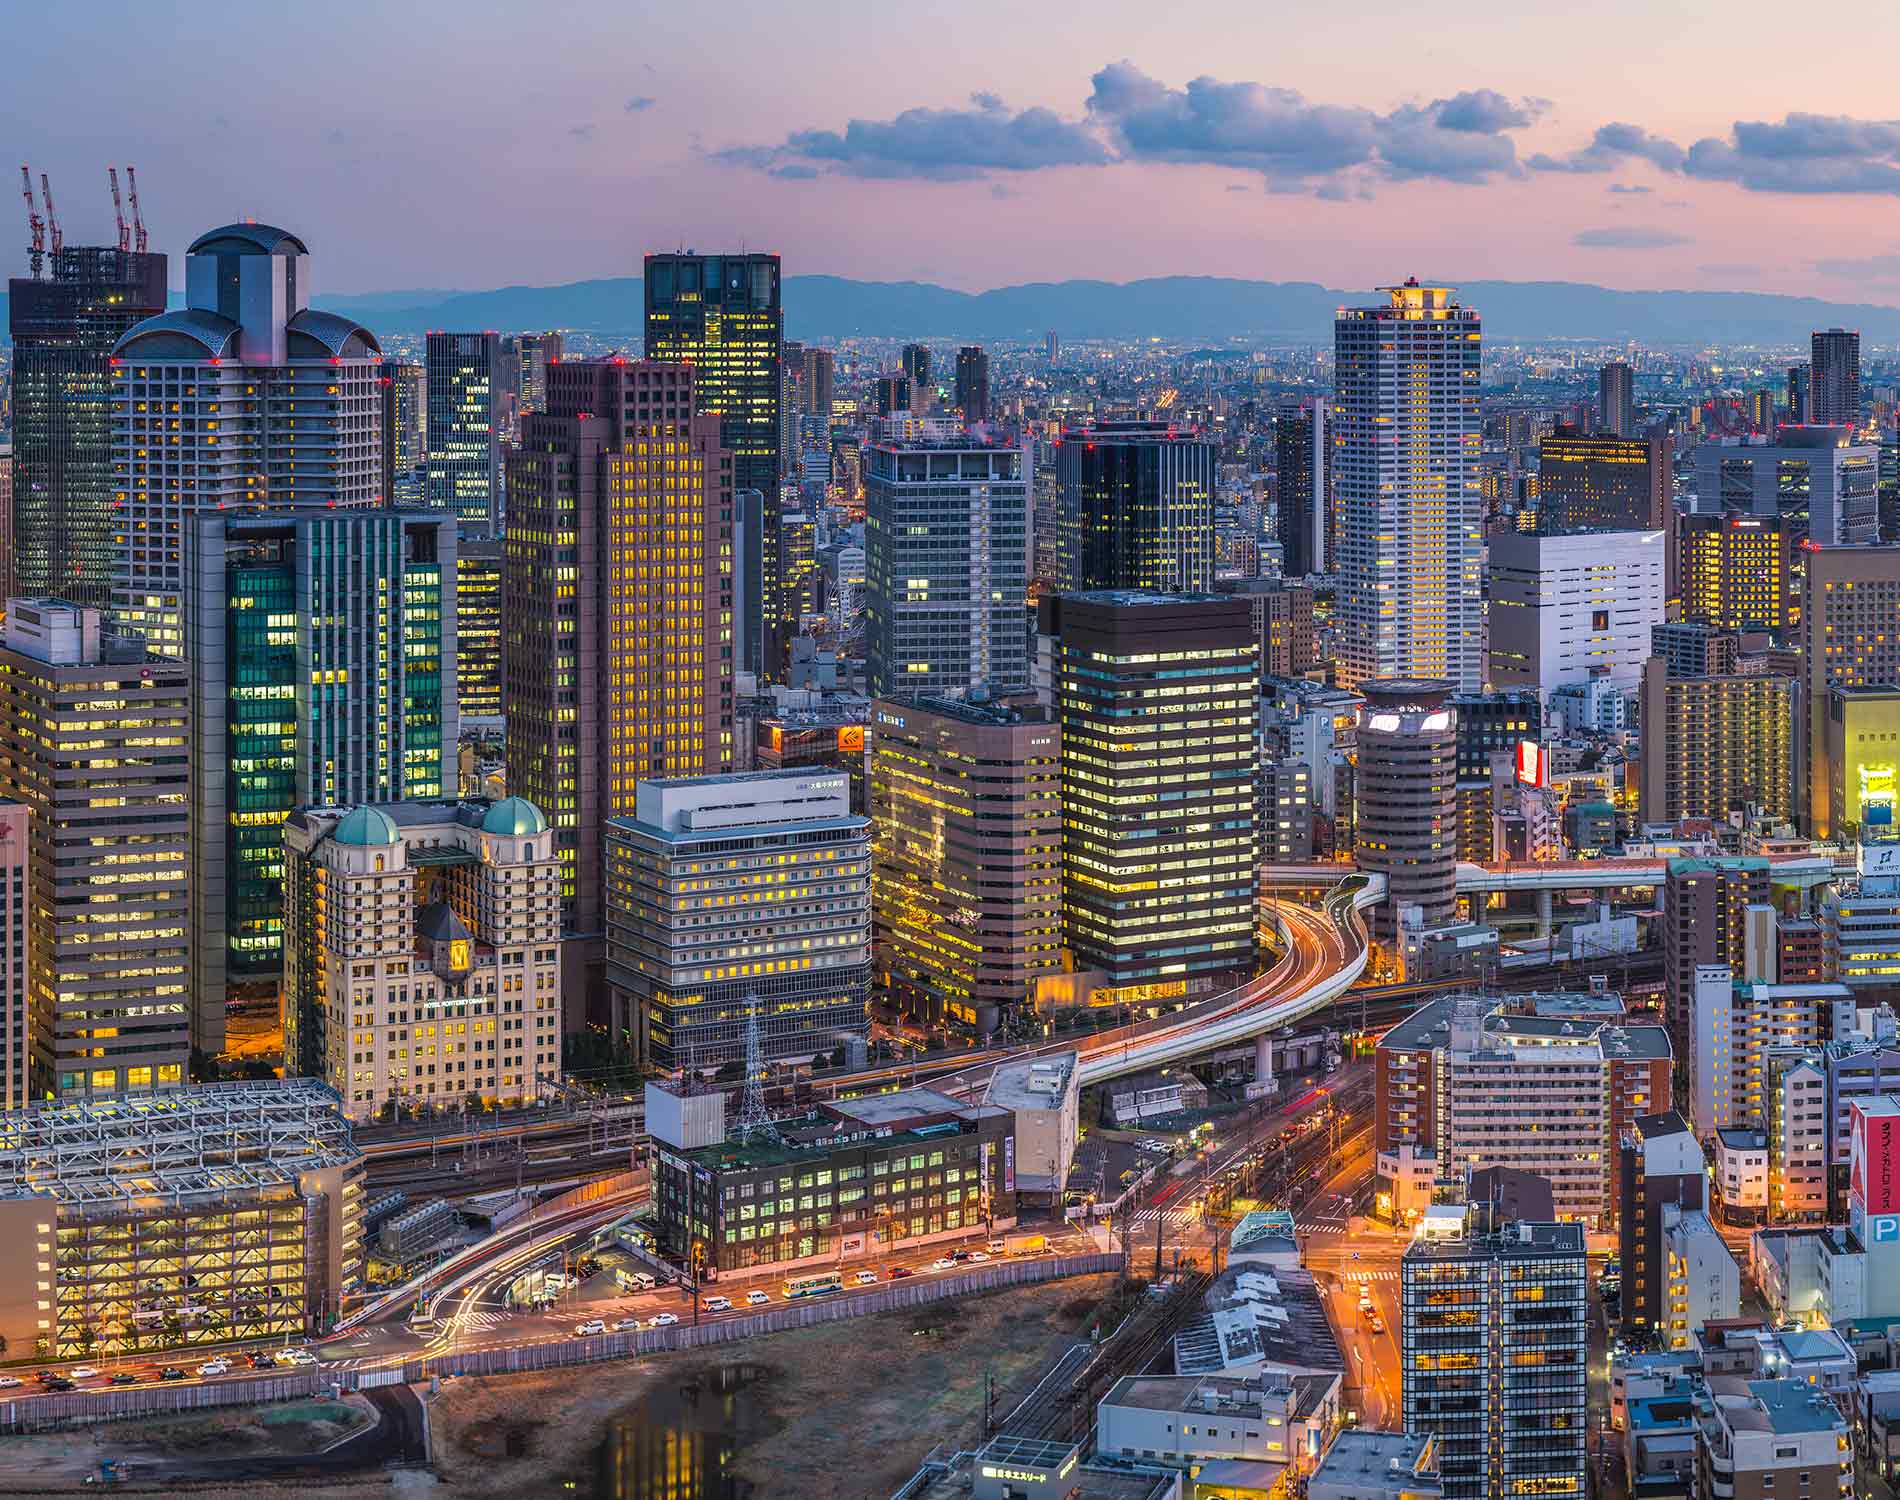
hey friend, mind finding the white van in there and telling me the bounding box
[703,1295,732,1312]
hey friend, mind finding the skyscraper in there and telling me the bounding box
[1045,592,1258,997]
[954,345,990,425]
[0,600,192,1094]
[1354,679,1459,947]
[1800,545,1900,836]
[901,343,932,403]
[875,375,911,417]
[802,347,834,419]
[1811,328,1861,426]
[425,331,505,532]
[1694,427,1877,546]
[456,534,504,722]
[644,253,782,678]
[111,224,383,658]
[9,243,167,611]
[865,436,1031,699]
[1056,421,1217,594]
[379,358,426,506]
[1273,401,1326,578]
[1536,431,1668,533]
[511,332,564,422]
[1638,659,1796,826]
[1333,281,1484,691]
[186,507,457,1046]
[505,359,734,1006]
[1598,360,1635,438]
[1787,363,1811,424]
[1662,857,1770,1070]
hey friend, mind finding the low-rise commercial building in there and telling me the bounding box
[1096,1372,1339,1474]
[1713,1129,1768,1223]
[650,1085,1015,1277]
[1693,1378,1851,1500]
[982,1051,1078,1200]
[1662,1206,1741,1348]
[1307,1431,1441,1500]
[0,1080,363,1361]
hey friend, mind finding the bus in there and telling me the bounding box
[783,1271,844,1299]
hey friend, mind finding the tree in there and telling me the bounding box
[75,1322,96,1357]
[161,1313,184,1349]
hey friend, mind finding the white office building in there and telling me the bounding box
[1660,1204,1740,1346]
[1333,281,1484,692]
[111,224,383,657]
[1690,965,1856,1138]
[1486,529,1666,696]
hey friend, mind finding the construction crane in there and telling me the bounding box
[19,165,44,278]
[38,172,61,254]
[125,165,146,253]
[107,166,128,252]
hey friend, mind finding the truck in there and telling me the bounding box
[1003,1232,1047,1256]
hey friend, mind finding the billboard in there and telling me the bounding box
[1516,741,1546,788]
[1852,1101,1900,1216]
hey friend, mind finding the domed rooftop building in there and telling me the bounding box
[481,797,549,837]
[109,221,386,659]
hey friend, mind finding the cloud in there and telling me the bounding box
[1539,111,1900,197]
[1529,122,1686,173]
[567,123,597,141]
[716,91,1109,180]
[1432,89,1546,134]
[625,96,656,113]
[1608,183,1650,195]
[1813,251,1900,280]
[1573,226,1692,249]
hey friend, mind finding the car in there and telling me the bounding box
[930,1257,957,1271]
[949,1250,970,1263]
[0,1377,21,1389]
[573,1319,606,1336]
[649,1312,680,1327]
[1358,1299,1374,1315]
[855,1270,879,1285]
[248,1354,277,1369]
[890,1266,915,1279]
[158,1368,187,1382]
[1369,1315,1386,1335]
[110,1372,140,1386]
[32,1371,56,1385]
[703,1296,732,1312]
[68,1366,100,1379]
[612,1317,642,1332]
[745,1290,771,1306]
[968,1251,991,1263]
[1350,1251,1360,1260]
[197,1361,230,1377]
[43,1377,75,1392]
[279,1349,318,1367]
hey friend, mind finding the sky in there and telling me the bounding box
[12,0,1900,300]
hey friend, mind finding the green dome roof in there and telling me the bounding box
[332,806,401,847]
[481,797,549,837]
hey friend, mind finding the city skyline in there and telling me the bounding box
[11,3,1900,298]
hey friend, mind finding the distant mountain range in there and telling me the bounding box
[8,273,1900,346]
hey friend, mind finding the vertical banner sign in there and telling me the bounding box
[1004,1137,1016,1194]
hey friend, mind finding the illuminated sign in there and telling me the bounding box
[1871,1215,1900,1244]
[1853,1103,1900,1215]
[1004,1136,1016,1194]
[981,1468,1050,1484]
[1516,741,1546,788]
[837,725,864,754]
[448,939,470,971]
[1862,842,1900,878]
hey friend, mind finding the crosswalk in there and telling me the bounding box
[1127,1208,1202,1232]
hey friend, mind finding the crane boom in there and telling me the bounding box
[125,165,147,254]
[107,167,128,252]
[39,172,61,254]
[19,164,45,277]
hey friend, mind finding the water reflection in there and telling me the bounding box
[594,1364,768,1499]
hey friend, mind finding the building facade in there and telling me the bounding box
[1599,361,1635,438]
[280,798,561,1118]
[455,534,504,722]
[1487,530,1666,694]
[868,697,1060,1038]
[1056,422,1217,595]
[644,253,782,678]
[864,439,1030,699]
[378,358,425,505]
[0,600,193,1093]
[953,345,990,424]
[1800,546,1900,837]
[425,332,504,533]
[604,769,871,1069]
[1810,328,1861,427]
[111,225,383,659]
[1678,512,1799,634]
[1695,429,1877,547]
[1044,592,1258,997]
[1638,660,1796,826]
[1354,679,1459,945]
[1276,400,1327,578]
[1663,859,1771,1068]
[1536,432,1667,533]
[0,801,27,1110]
[8,244,167,609]
[1334,282,1484,692]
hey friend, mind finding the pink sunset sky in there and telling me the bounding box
[10,0,1900,299]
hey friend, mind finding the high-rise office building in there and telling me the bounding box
[874,375,911,417]
[1487,529,1665,694]
[1651,621,1742,679]
[802,347,834,419]
[1599,360,1635,438]
[1274,401,1326,578]
[864,437,1031,699]
[511,332,563,422]
[1788,364,1811,424]
[0,443,12,605]
[1820,684,1900,845]
[1694,429,1877,546]
[0,600,191,1094]
[1662,858,1771,1068]
[1400,1213,1586,1500]
[281,797,561,1119]
[1056,421,1217,594]
[1333,281,1483,691]
[1354,679,1459,946]
[954,345,990,425]
[644,253,782,678]
[425,332,505,532]
[1800,546,1900,837]
[111,225,383,658]
[505,359,734,1003]
[901,343,932,404]
[1044,592,1258,997]
[1535,432,1668,533]
[1638,659,1796,826]
[455,534,504,722]
[186,508,457,1046]
[0,800,27,1109]
[379,358,426,506]
[604,769,870,1068]
[9,243,167,610]
[1811,328,1861,427]
[1678,512,1798,632]
[868,696,1060,1038]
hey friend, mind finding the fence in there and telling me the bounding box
[0,1252,1124,1433]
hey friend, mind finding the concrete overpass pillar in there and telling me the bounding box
[1536,888,1554,941]
[1255,1034,1273,1090]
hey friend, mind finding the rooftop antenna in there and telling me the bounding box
[124,165,147,253]
[107,167,128,253]
[732,996,779,1144]
[38,172,61,255]
[19,165,43,278]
